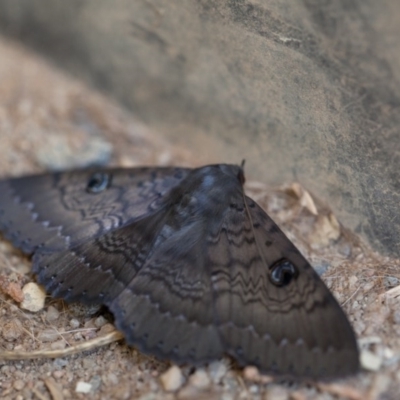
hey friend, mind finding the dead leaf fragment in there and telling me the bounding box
[309,213,341,248]
[2,318,23,341]
[0,275,24,302]
[285,182,318,215]
[44,377,64,400]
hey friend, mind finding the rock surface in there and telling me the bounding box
[0,35,399,400]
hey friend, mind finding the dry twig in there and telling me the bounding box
[0,330,124,360]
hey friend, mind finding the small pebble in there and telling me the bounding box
[84,319,97,329]
[384,276,399,288]
[160,365,184,392]
[337,242,352,258]
[89,375,102,391]
[99,323,116,335]
[243,366,273,384]
[83,358,96,369]
[106,373,119,385]
[111,383,131,399]
[249,384,259,394]
[51,340,66,350]
[383,346,394,360]
[53,370,64,379]
[46,305,60,322]
[188,369,210,390]
[348,275,358,287]
[82,329,97,340]
[94,315,107,328]
[363,281,375,292]
[20,283,46,312]
[53,358,69,369]
[13,380,25,391]
[313,262,329,276]
[70,318,80,329]
[76,381,92,394]
[264,384,289,400]
[38,328,59,342]
[208,360,227,383]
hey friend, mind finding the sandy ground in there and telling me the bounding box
[0,36,399,400]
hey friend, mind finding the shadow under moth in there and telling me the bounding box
[0,163,359,378]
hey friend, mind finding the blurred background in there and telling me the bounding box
[0,0,399,257]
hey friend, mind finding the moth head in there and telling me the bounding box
[86,172,111,194]
[269,259,299,287]
[212,163,246,186]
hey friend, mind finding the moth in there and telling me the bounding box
[0,163,359,378]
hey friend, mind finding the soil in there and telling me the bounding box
[0,36,399,400]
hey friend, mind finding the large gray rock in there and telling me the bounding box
[0,0,399,256]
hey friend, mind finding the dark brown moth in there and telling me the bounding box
[0,164,359,378]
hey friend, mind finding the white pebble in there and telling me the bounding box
[361,349,382,371]
[20,283,46,312]
[160,365,184,392]
[75,381,92,393]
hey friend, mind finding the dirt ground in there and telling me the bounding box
[0,36,399,400]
